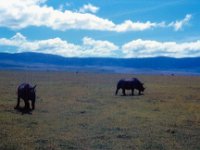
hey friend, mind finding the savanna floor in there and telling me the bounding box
[0,71,200,150]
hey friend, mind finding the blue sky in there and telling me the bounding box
[0,0,200,58]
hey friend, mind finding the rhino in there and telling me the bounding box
[14,83,36,111]
[115,78,145,96]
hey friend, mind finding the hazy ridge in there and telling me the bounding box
[0,52,200,75]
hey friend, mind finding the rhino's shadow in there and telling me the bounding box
[120,93,144,96]
[14,106,32,115]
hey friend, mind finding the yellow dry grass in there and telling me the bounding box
[0,71,200,150]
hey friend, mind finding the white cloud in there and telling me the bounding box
[114,20,159,32]
[0,0,191,32]
[0,33,119,57]
[169,14,192,31]
[79,3,99,14]
[1,33,200,58]
[122,39,200,58]
[82,37,119,57]
[0,33,27,47]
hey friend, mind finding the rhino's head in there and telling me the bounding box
[139,83,145,92]
[29,85,36,93]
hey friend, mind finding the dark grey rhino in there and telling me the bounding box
[14,83,36,111]
[115,78,145,96]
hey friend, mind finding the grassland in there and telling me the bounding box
[0,70,200,150]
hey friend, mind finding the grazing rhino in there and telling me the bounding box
[115,78,145,96]
[14,83,36,111]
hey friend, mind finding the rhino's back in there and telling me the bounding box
[18,83,30,98]
[18,83,29,90]
[117,78,142,88]
[117,79,133,89]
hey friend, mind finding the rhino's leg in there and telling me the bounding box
[115,88,119,95]
[24,100,27,109]
[122,88,126,96]
[24,99,30,110]
[31,99,35,110]
[131,89,134,96]
[138,90,141,95]
[14,97,20,109]
[27,101,31,110]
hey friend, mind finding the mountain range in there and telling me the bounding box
[0,52,200,75]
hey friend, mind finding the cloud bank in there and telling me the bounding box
[0,0,191,32]
[1,33,200,58]
[0,33,119,57]
[122,39,200,58]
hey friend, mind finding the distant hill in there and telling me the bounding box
[0,52,200,74]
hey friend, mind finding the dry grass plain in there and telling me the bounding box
[0,70,200,150]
